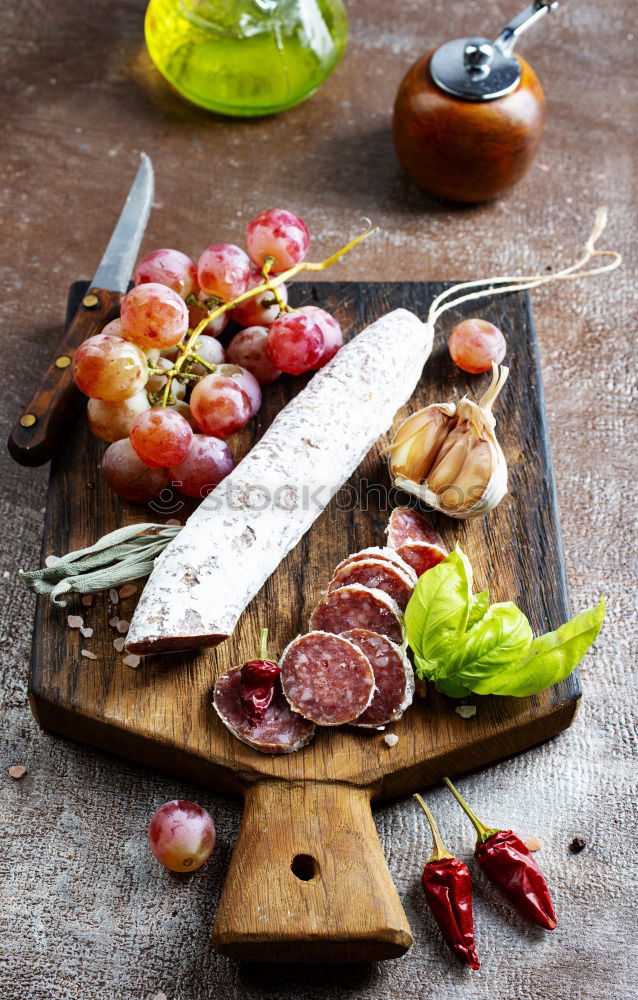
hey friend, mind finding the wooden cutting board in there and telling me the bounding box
[28,281,578,963]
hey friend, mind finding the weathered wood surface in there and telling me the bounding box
[28,280,577,961]
[1,0,636,994]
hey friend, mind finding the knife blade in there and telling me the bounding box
[7,153,155,467]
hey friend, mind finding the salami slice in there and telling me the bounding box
[387,506,446,547]
[127,310,432,653]
[310,584,404,644]
[342,628,415,727]
[328,558,415,611]
[387,507,447,579]
[396,541,447,578]
[280,631,375,725]
[333,546,415,578]
[213,665,316,754]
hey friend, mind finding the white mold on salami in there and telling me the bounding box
[309,584,405,645]
[332,546,415,579]
[213,665,316,754]
[279,630,375,726]
[328,557,416,611]
[126,310,432,653]
[342,628,415,728]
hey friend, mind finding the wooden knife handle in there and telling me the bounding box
[211,780,413,963]
[7,287,123,467]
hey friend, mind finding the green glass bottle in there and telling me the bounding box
[145,0,348,117]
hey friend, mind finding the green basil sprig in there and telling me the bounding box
[405,547,605,698]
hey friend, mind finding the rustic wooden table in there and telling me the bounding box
[1,1,636,998]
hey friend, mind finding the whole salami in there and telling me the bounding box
[126,309,432,653]
[310,584,405,645]
[280,631,375,725]
[213,665,316,754]
[328,558,416,611]
[342,628,415,728]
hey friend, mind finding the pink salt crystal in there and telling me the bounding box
[109,588,119,604]
[81,594,94,607]
[113,637,126,652]
[67,615,84,629]
[109,616,120,628]
[81,649,98,660]
[80,627,93,638]
[118,583,137,599]
[166,518,181,526]
[123,653,141,669]
[524,835,543,852]
[116,620,129,634]
[8,765,27,779]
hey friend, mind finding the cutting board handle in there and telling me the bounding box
[212,779,413,963]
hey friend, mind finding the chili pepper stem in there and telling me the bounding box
[258,628,269,660]
[413,794,454,862]
[443,777,500,844]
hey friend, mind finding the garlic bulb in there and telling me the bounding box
[389,364,509,519]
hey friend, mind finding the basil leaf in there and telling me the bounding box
[480,597,606,697]
[433,674,472,698]
[405,548,472,679]
[466,589,490,630]
[442,602,534,694]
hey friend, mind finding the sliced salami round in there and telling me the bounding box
[387,506,446,550]
[387,507,448,578]
[213,665,316,754]
[342,628,415,727]
[333,546,412,578]
[396,540,447,578]
[310,584,404,644]
[328,558,415,611]
[279,631,375,726]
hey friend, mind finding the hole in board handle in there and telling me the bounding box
[291,854,319,881]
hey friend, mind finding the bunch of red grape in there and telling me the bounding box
[72,209,344,505]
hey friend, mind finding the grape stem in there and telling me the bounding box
[159,223,378,408]
[262,257,292,313]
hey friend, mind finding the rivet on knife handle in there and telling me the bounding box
[7,288,124,468]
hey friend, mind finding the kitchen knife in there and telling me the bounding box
[7,153,155,467]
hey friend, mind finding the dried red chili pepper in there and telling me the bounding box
[240,628,280,727]
[414,793,480,969]
[443,777,557,931]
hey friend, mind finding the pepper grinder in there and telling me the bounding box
[393,2,558,203]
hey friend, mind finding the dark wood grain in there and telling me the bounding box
[7,287,124,466]
[27,280,578,961]
[393,53,546,203]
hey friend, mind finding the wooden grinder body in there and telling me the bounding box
[393,50,546,203]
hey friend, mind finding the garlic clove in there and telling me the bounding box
[427,425,474,495]
[438,439,496,513]
[391,405,454,483]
